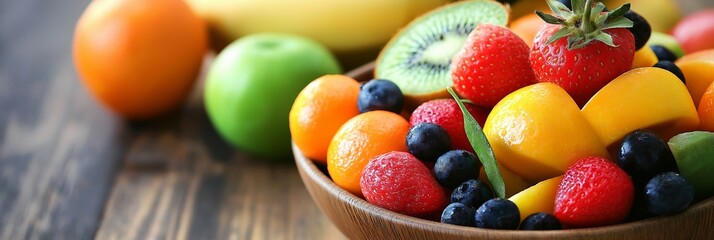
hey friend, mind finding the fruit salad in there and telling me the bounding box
[289,0,714,231]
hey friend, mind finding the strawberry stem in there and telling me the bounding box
[537,0,633,49]
[581,0,594,33]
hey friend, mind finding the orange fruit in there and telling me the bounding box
[677,60,714,106]
[289,75,361,162]
[510,13,547,48]
[677,49,714,64]
[699,82,714,131]
[73,0,207,119]
[327,110,410,196]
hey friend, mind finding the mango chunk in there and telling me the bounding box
[582,67,700,146]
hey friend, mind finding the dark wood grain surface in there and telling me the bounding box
[0,0,343,239]
[0,0,712,240]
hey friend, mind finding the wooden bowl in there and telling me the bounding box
[293,63,714,240]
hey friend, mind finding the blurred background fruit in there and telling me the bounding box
[648,32,686,57]
[73,0,207,119]
[204,33,341,160]
[671,9,714,54]
[509,13,546,47]
[509,0,683,33]
[185,0,452,69]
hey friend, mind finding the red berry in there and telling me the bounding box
[409,99,489,152]
[530,25,634,106]
[555,156,634,228]
[529,2,636,107]
[360,151,448,217]
[452,23,537,107]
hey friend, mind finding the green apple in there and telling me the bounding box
[205,33,341,160]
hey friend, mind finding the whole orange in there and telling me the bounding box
[289,75,361,163]
[327,110,410,196]
[73,0,207,119]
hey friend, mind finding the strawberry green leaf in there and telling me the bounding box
[536,11,564,25]
[606,3,631,21]
[546,0,574,19]
[447,87,505,199]
[593,32,616,47]
[571,0,584,15]
[603,16,634,29]
[590,2,607,20]
[547,27,576,45]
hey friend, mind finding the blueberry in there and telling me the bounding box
[616,130,678,189]
[474,198,520,230]
[519,212,562,230]
[624,10,651,50]
[357,79,404,113]
[434,150,480,188]
[406,123,451,162]
[653,60,686,84]
[650,45,678,62]
[441,202,476,226]
[451,179,493,208]
[645,172,695,216]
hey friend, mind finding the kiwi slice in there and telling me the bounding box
[669,131,714,200]
[375,0,509,107]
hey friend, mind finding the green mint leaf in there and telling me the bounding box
[447,87,505,199]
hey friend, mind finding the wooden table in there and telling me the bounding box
[0,1,711,239]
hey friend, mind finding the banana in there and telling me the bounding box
[186,0,451,53]
[508,0,682,32]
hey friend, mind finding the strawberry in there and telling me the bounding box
[555,156,634,228]
[451,23,537,108]
[409,99,489,153]
[530,0,636,107]
[360,151,448,218]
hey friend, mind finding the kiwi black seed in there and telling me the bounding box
[375,0,509,105]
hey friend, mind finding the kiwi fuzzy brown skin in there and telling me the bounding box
[375,0,510,110]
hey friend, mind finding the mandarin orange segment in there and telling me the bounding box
[289,75,361,162]
[327,111,410,196]
[699,82,714,131]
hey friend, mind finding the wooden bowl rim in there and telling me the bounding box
[294,143,714,237]
[293,62,714,238]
